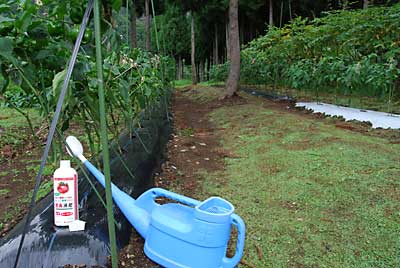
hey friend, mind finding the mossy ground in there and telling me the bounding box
[181,86,400,268]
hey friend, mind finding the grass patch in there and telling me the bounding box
[198,80,225,87]
[34,180,53,202]
[174,80,225,89]
[0,189,9,197]
[26,164,54,177]
[179,127,195,137]
[0,107,41,161]
[0,107,40,129]
[188,90,400,268]
[181,85,224,103]
[174,79,192,88]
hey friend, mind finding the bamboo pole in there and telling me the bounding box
[93,1,119,267]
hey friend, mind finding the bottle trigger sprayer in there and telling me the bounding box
[53,160,79,226]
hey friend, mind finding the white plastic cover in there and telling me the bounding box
[296,102,400,129]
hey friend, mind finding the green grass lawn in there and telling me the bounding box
[174,79,225,89]
[0,106,40,152]
[183,87,400,268]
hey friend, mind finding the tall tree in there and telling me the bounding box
[191,11,198,84]
[153,4,190,78]
[226,18,230,60]
[170,0,205,84]
[145,0,151,50]
[214,24,219,65]
[225,0,240,97]
[130,0,137,47]
[363,0,369,8]
[268,0,273,25]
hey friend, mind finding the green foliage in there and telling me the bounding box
[213,4,400,107]
[151,4,190,57]
[0,0,173,162]
[174,79,192,88]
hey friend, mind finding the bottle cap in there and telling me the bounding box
[60,160,71,169]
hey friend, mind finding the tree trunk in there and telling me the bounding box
[226,19,230,61]
[130,0,137,48]
[191,12,198,85]
[182,58,185,79]
[177,55,182,80]
[269,0,273,26]
[209,57,212,79]
[363,0,369,9]
[181,58,184,79]
[145,0,151,51]
[200,61,205,82]
[214,24,219,65]
[225,0,240,97]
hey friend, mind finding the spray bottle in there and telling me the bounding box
[53,160,79,226]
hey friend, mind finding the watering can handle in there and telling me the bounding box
[222,214,246,268]
[151,188,201,207]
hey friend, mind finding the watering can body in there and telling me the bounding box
[84,160,245,268]
[137,189,246,268]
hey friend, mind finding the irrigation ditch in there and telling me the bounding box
[0,100,172,267]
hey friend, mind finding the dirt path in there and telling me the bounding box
[116,86,400,267]
[115,88,242,267]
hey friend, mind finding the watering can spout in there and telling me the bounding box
[65,135,246,268]
[82,160,151,237]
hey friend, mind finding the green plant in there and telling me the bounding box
[179,127,195,137]
[212,4,400,107]
[0,0,173,164]
[0,189,10,197]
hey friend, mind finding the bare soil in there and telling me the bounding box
[114,89,241,267]
[0,134,46,237]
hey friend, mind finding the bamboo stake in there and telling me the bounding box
[93,1,119,267]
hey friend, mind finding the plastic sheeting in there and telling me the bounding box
[0,102,171,268]
[296,102,400,129]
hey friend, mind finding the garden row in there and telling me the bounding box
[211,4,400,109]
[0,0,174,163]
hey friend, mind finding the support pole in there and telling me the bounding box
[93,1,119,267]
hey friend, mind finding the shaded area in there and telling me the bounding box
[240,87,295,103]
[0,101,171,268]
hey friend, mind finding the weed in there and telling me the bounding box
[26,164,54,176]
[0,189,9,197]
[179,128,195,137]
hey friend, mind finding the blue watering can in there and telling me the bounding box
[66,136,246,268]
